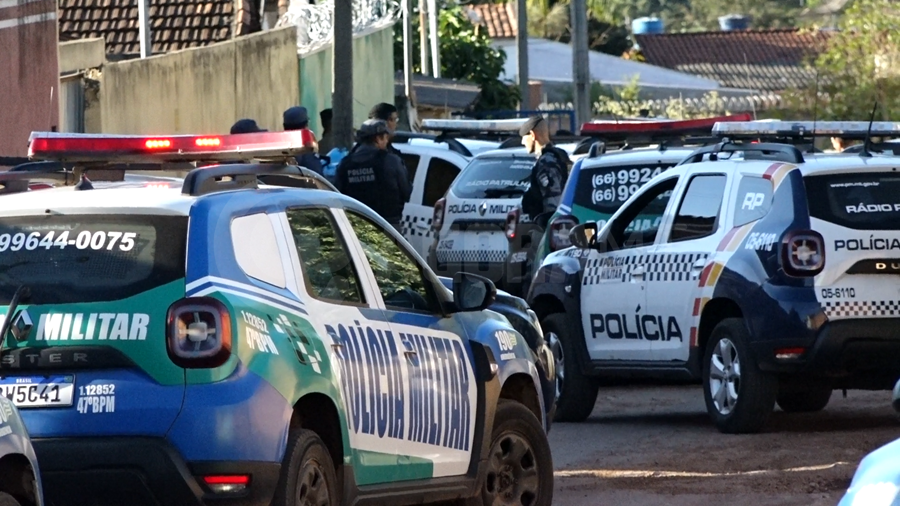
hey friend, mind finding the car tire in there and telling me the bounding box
[777,387,832,413]
[465,400,554,506]
[703,318,777,434]
[0,492,21,506]
[543,313,599,423]
[271,429,339,506]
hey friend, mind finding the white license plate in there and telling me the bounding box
[0,376,75,408]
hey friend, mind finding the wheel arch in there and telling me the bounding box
[0,453,36,506]
[290,393,345,472]
[698,297,745,354]
[499,373,542,425]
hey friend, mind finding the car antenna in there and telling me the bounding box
[860,101,878,159]
[809,69,820,153]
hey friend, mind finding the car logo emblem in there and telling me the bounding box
[478,202,487,216]
[11,309,32,342]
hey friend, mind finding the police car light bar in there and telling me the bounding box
[421,118,528,133]
[580,113,753,136]
[712,121,900,139]
[27,130,317,163]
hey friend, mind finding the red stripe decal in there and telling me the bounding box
[762,162,783,180]
[698,263,713,287]
[716,227,738,251]
[690,327,698,347]
[692,298,702,317]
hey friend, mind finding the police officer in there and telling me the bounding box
[283,106,325,175]
[334,120,411,231]
[230,118,267,134]
[519,115,570,221]
[368,102,403,156]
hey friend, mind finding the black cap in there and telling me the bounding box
[230,119,267,134]
[283,106,310,129]
[356,119,391,142]
[518,115,545,136]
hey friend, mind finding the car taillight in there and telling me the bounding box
[781,230,825,277]
[432,198,446,231]
[201,475,250,494]
[166,297,232,368]
[506,208,520,240]
[549,215,579,251]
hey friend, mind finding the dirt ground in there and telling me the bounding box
[550,385,900,505]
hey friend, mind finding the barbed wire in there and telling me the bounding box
[276,0,401,55]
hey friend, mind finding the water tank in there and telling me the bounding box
[718,14,751,31]
[631,17,664,35]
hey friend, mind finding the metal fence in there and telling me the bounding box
[276,0,400,55]
[538,93,784,120]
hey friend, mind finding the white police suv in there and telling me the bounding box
[528,120,900,433]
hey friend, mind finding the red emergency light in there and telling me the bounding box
[579,113,753,136]
[27,130,317,163]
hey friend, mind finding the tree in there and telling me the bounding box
[393,5,520,111]
[529,0,632,56]
[783,0,900,120]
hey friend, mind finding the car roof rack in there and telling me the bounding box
[677,139,805,166]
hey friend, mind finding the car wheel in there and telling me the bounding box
[467,400,553,506]
[543,313,599,422]
[703,318,777,434]
[271,429,338,506]
[0,492,21,506]
[777,387,832,413]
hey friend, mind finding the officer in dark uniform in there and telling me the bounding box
[368,102,403,157]
[519,115,571,222]
[334,120,411,231]
[283,106,325,175]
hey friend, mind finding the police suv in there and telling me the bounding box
[529,120,900,433]
[0,130,553,506]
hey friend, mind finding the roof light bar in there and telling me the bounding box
[27,130,317,163]
[580,113,753,136]
[421,118,528,133]
[712,121,900,139]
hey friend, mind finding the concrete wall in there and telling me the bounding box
[100,26,300,134]
[299,25,395,135]
[59,38,106,73]
[0,0,58,157]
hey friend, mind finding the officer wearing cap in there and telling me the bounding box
[230,118,267,134]
[283,106,325,175]
[519,115,570,221]
[334,119,411,231]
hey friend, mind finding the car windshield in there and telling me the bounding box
[573,162,675,215]
[0,214,187,304]
[451,156,534,199]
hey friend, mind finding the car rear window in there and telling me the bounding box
[450,157,534,199]
[0,215,187,304]
[573,162,674,215]
[805,173,900,230]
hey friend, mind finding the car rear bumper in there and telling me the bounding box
[33,437,280,506]
[753,318,900,388]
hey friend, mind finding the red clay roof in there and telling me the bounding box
[467,3,517,39]
[58,0,254,55]
[634,28,834,91]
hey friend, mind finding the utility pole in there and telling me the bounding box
[427,0,440,77]
[138,0,152,58]
[333,0,354,148]
[571,0,591,129]
[419,0,430,76]
[403,0,414,99]
[516,0,528,110]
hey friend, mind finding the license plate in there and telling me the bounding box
[0,376,75,408]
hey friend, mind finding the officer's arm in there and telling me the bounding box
[333,160,345,192]
[390,155,412,202]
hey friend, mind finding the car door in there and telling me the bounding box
[581,176,680,361]
[649,172,730,362]
[337,208,478,480]
[282,206,418,485]
[402,153,465,259]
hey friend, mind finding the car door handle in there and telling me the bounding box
[692,259,706,270]
[415,221,429,229]
[631,266,645,279]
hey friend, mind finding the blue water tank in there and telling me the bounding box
[718,14,751,31]
[631,17,664,35]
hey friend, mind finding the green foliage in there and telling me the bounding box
[782,0,900,120]
[586,0,801,32]
[393,5,520,111]
[529,0,632,56]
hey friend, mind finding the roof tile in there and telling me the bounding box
[634,28,833,92]
[59,0,237,55]
[467,3,517,39]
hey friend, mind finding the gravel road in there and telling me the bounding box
[550,384,900,505]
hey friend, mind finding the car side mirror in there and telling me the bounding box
[452,272,497,312]
[892,378,900,413]
[569,222,598,249]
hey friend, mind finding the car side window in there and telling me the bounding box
[400,154,420,185]
[669,174,727,243]
[346,211,438,313]
[733,176,773,227]
[422,158,461,207]
[607,177,678,250]
[285,208,365,305]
